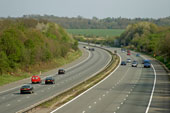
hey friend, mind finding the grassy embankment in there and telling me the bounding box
[0,50,81,86]
[0,19,81,86]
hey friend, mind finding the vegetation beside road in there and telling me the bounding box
[0,18,81,86]
[118,22,170,69]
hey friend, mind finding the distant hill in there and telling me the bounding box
[7,15,170,29]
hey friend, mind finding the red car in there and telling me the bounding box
[127,52,131,55]
[31,75,41,84]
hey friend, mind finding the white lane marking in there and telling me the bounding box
[124,98,126,101]
[0,47,91,95]
[82,111,86,113]
[94,102,97,104]
[145,64,157,113]
[65,50,91,71]
[50,52,121,113]
[140,55,157,113]
[99,98,102,101]
[103,94,105,97]
[117,107,120,109]
[7,104,11,107]
[88,106,92,109]
[121,102,123,105]
[126,95,128,97]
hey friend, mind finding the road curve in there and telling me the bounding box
[52,47,170,113]
[0,45,112,113]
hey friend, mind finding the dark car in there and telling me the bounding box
[20,85,34,94]
[89,48,95,51]
[132,61,138,67]
[45,77,55,84]
[121,61,126,65]
[143,60,151,68]
[136,53,140,57]
[58,69,65,74]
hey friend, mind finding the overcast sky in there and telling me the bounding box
[0,0,170,19]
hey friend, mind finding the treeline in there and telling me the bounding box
[0,18,78,74]
[118,22,170,68]
[74,36,116,47]
[9,15,170,29]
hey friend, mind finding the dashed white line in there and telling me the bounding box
[82,111,86,113]
[94,102,97,104]
[6,104,10,107]
[88,106,92,109]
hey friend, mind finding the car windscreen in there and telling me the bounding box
[21,85,31,88]
[46,77,53,80]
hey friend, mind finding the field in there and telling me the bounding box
[67,29,124,37]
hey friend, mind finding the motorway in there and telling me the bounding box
[51,47,170,113]
[0,46,112,113]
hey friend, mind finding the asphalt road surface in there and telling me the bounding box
[52,47,170,113]
[0,46,112,113]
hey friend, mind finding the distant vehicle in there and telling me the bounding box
[121,61,126,65]
[20,85,34,94]
[58,69,65,74]
[114,50,117,53]
[127,52,131,55]
[144,60,151,68]
[89,48,95,51]
[45,77,55,84]
[136,53,140,57]
[127,50,131,55]
[121,48,126,52]
[127,58,131,63]
[31,75,41,84]
[132,61,138,67]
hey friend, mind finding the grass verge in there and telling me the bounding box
[0,50,82,86]
[24,49,120,113]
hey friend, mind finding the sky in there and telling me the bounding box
[0,0,170,19]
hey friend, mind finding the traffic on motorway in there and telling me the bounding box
[0,45,112,113]
[51,46,162,113]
